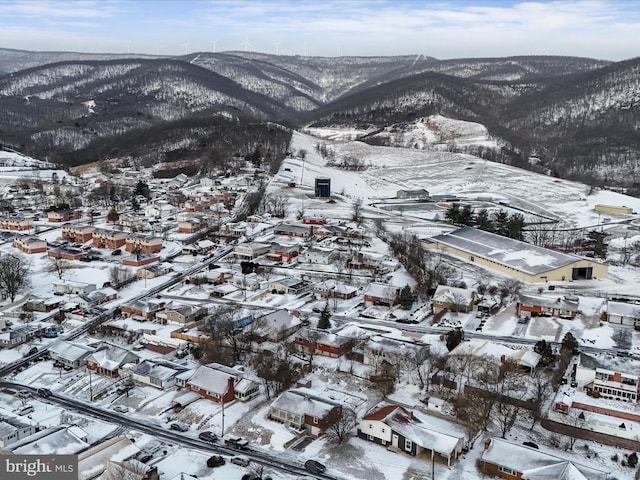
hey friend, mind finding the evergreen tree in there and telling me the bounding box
[459,204,475,226]
[446,327,464,351]
[534,339,554,366]
[492,209,510,236]
[399,284,414,310]
[506,213,525,240]
[134,179,151,199]
[584,230,609,259]
[561,332,579,354]
[445,203,461,225]
[475,209,494,232]
[317,302,331,330]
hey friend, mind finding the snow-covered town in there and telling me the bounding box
[0,120,638,480]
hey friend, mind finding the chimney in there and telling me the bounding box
[484,438,491,450]
[406,410,413,421]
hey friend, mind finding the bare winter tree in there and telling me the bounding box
[529,369,552,429]
[494,401,520,438]
[352,198,363,224]
[103,460,151,480]
[0,254,31,302]
[109,265,131,287]
[46,257,72,280]
[327,407,357,444]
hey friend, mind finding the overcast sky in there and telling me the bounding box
[0,0,638,60]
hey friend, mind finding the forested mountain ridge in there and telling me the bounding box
[0,48,636,189]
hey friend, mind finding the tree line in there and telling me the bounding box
[445,204,526,240]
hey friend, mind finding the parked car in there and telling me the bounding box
[231,456,250,467]
[198,431,217,443]
[224,435,249,449]
[24,347,38,357]
[304,460,326,475]
[169,422,189,432]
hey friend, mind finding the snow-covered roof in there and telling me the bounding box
[78,436,140,480]
[187,365,237,395]
[48,340,96,362]
[449,340,540,369]
[433,285,474,304]
[270,387,340,419]
[12,426,89,455]
[607,300,640,318]
[428,226,589,275]
[481,437,608,480]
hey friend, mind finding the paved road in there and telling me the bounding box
[0,380,338,480]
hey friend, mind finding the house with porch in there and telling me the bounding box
[85,343,139,377]
[359,404,465,465]
[187,363,258,403]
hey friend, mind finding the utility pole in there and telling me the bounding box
[221,397,225,436]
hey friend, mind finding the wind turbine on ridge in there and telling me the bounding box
[241,35,252,52]
[272,41,281,55]
[181,42,190,55]
[211,40,218,53]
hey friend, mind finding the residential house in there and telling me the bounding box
[125,233,162,254]
[53,281,96,296]
[516,293,579,319]
[122,254,160,267]
[92,228,127,249]
[302,215,326,225]
[136,264,172,280]
[605,300,640,327]
[48,340,96,369]
[363,336,430,370]
[312,279,358,300]
[269,387,342,436]
[178,217,205,233]
[448,340,541,378]
[432,285,475,315]
[0,417,39,448]
[78,436,158,480]
[61,224,96,243]
[575,353,639,402]
[480,437,608,480]
[293,328,353,358]
[13,235,47,254]
[24,297,61,312]
[0,214,33,231]
[165,304,207,324]
[121,299,165,320]
[116,212,146,231]
[86,343,140,377]
[47,209,81,223]
[268,277,311,295]
[9,425,89,455]
[363,283,400,307]
[131,359,189,390]
[359,404,465,466]
[0,324,45,348]
[187,363,258,403]
[70,287,118,309]
[256,310,302,341]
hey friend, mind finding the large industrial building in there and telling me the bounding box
[422,226,608,283]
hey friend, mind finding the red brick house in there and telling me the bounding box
[186,364,239,403]
[14,236,47,254]
[62,224,95,243]
[85,343,139,378]
[266,243,300,262]
[363,282,400,307]
[48,247,86,261]
[122,254,160,267]
[121,299,165,320]
[178,218,204,233]
[92,229,127,249]
[516,293,579,319]
[47,209,81,223]
[0,214,33,231]
[125,233,163,254]
[293,328,353,358]
[269,388,342,437]
[480,437,608,480]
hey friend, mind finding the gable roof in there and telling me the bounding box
[481,437,608,480]
[270,387,340,419]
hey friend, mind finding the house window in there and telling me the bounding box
[404,439,412,452]
[381,428,385,433]
[368,434,374,441]
[498,466,516,475]
[369,423,373,429]
[313,417,319,424]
